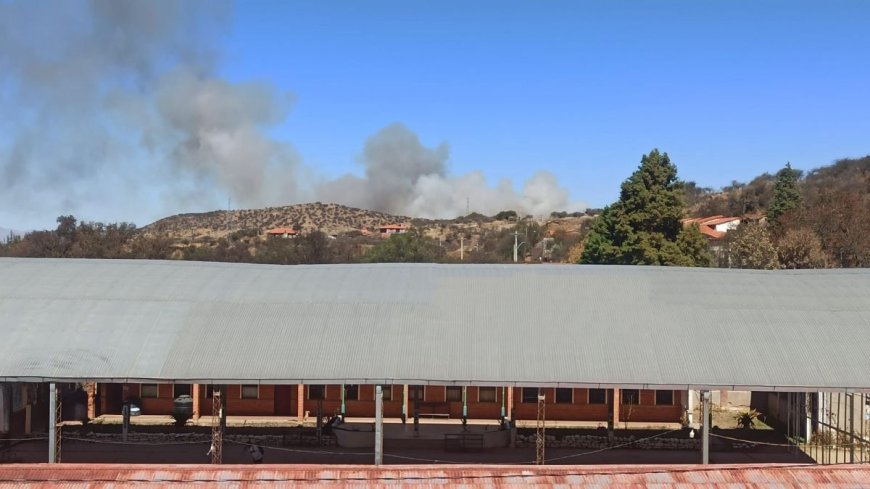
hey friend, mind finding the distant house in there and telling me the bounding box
[266,228,297,238]
[682,216,741,266]
[379,224,409,237]
[682,216,740,241]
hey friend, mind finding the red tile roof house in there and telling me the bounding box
[378,224,409,237]
[265,227,297,238]
[682,216,741,265]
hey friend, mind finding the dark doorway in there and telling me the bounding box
[104,383,124,414]
[274,385,295,416]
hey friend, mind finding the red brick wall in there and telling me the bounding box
[618,390,682,423]
[133,384,176,415]
[115,384,684,423]
[225,385,275,416]
[510,388,683,423]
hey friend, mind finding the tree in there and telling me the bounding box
[297,231,332,264]
[728,222,779,269]
[365,229,441,263]
[767,163,803,225]
[580,149,710,266]
[776,227,829,269]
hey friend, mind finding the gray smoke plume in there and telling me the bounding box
[317,123,582,218]
[0,1,581,229]
[0,0,303,228]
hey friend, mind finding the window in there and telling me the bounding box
[409,385,425,401]
[588,389,607,405]
[308,385,325,400]
[555,388,573,404]
[446,386,463,402]
[478,387,497,403]
[655,390,674,406]
[141,384,159,399]
[381,385,392,401]
[622,389,640,405]
[344,384,359,401]
[241,385,259,399]
[522,388,540,403]
[173,384,191,397]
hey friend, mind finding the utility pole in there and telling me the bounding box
[375,385,383,465]
[460,236,464,261]
[210,388,223,464]
[48,383,59,463]
[513,232,519,263]
[701,390,710,465]
[536,392,546,465]
[466,196,470,215]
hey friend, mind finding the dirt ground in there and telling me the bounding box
[2,437,812,466]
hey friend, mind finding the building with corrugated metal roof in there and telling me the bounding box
[1,258,869,457]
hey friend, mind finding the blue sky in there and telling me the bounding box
[1,0,869,230]
[224,0,869,205]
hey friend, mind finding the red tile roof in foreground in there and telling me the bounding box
[2,463,869,488]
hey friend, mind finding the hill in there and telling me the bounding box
[684,155,870,218]
[142,202,419,240]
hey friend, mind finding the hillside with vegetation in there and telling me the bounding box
[2,153,866,268]
[0,203,591,265]
[681,155,870,268]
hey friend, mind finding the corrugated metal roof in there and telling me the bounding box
[1,258,869,391]
[1,463,869,487]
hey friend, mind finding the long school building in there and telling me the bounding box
[3,259,870,443]
[91,383,685,424]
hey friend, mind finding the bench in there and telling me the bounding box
[415,402,450,419]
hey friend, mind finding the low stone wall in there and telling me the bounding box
[64,431,338,448]
[514,433,702,450]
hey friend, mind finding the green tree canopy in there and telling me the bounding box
[767,163,803,225]
[580,149,710,266]
[365,229,441,263]
[728,222,779,269]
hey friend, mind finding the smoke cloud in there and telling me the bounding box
[317,123,580,218]
[0,1,581,229]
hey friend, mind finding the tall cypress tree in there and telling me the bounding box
[580,149,710,266]
[767,162,803,225]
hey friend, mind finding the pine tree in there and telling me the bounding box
[767,163,802,225]
[580,149,710,266]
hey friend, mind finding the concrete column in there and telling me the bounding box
[702,390,711,464]
[500,387,506,419]
[192,384,201,420]
[686,390,695,427]
[340,384,346,416]
[48,383,56,464]
[402,385,409,421]
[297,385,305,422]
[375,385,383,465]
[86,383,96,420]
[507,387,514,420]
[849,392,856,464]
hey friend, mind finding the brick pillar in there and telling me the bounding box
[612,388,621,425]
[86,382,96,420]
[192,384,200,420]
[297,385,305,422]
